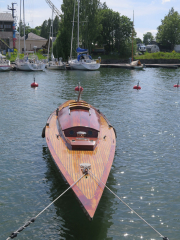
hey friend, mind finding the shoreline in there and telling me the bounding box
[101,58,180,64]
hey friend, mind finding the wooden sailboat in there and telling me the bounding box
[43,85,116,219]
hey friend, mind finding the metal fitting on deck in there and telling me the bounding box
[80,163,91,175]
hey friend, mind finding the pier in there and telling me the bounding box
[100,63,179,69]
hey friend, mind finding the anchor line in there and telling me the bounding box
[7,174,85,240]
[89,170,169,240]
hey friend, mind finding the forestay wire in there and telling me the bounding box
[6,174,85,239]
[89,170,169,240]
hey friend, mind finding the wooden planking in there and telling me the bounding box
[46,100,116,218]
[47,104,114,199]
[59,105,100,131]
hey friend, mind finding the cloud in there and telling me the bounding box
[136,28,158,40]
[162,0,171,3]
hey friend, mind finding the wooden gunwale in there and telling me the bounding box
[45,100,116,219]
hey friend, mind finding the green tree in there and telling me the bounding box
[53,16,60,37]
[95,8,133,57]
[156,7,180,50]
[53,0,74,59]
[40,20,48,38]
[143,32,154,45]
[135,37,142,44]
[54,0,102,59]
[53,0,134,59]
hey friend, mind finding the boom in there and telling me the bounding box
[45,0,61,18]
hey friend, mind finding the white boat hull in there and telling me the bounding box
[16,62,46,71]
[0,66,12,71]
[46,64,66,70]
[69,60,100,71]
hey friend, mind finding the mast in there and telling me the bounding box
[132,10,134,62]
[51,6,54,59]
[77,0,79,48]
[18,0,21,55]
[23,0,26,55]
[47,20,51,61]
[70,0,76,59]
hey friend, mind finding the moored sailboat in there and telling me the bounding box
[15,0,46,71]
[46,6,66,70]
[0,59,12,71]
[42,85,116,219]
[68,0,100,71]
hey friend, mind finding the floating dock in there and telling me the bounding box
[100,63,179,69]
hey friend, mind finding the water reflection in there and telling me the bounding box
[42,146,117,240]
[1,68,180,239]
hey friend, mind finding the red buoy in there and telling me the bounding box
[31,77,38,87]
[31,82,38,87]
[133,85,141,89]
[75,86,83,91]
[133,81,141,90]
[174,80,180,87]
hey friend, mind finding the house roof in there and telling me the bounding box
[19,32,47,41]
[0,13,14,22]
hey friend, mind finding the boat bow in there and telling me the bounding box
[45,88,116,219]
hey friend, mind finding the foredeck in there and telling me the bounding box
[45,100,116,218]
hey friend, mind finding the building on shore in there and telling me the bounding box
[0,13,14,51]
[15,32,47,53]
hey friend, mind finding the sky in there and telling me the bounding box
[0,0,179,40]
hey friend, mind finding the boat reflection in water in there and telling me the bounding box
[42,145,116,239]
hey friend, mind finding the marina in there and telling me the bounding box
[7,62,180,71]
[1,67,180,239]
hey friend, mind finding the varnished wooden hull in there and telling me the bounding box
[45,100,116,219]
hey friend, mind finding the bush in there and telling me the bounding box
[134,51,180,60]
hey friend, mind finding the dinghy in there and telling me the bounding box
[43,85,116,219]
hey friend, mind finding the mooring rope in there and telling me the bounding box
[89,170,169,240]
[6,174,85,240]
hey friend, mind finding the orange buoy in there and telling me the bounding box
[133,81,141,90]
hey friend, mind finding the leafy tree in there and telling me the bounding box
[53,0,134,59]
[95,8,133,57]
[54,0,102,59]
[53,0,75,59]
[135,38,142,44]
[17,24,41,36]
[116,15,134,57]
[53,16,60,37]
[143,32,154,45]
[156,7,180,50]
[40,20,48,38]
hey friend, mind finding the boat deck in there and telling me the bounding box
[45,100,116,218]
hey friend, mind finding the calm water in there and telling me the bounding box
[0,67,180,240]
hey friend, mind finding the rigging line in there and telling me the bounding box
[7,173,85,240]
[89,170,169,240]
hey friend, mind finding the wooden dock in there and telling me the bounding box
[100,63,180,69]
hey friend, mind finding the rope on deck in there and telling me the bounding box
[89,170,169,240]
[6,174,85,239]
